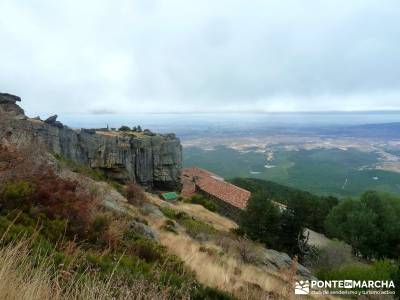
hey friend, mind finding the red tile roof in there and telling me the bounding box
[182,167,251,210]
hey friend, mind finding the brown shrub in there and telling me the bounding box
[102,218,129,251]
[0,169,100,238]
[236,237,260,264]
[0,142,50,184]
[280,256,298,298]
[125,182,147,206]
[31,171,100,236]
[216,234,261,264]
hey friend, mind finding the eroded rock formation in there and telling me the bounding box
[0,93,182,189]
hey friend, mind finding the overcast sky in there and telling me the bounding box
[1,0,400,115]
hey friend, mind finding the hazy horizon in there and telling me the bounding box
[48,111,400,136]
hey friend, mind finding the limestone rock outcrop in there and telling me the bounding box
[0,93,25,116]
[0,93,182,189]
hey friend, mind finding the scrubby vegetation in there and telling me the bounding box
[317,260,395,282]
[316,259,399,295]
[0,178,196,298]
[155,202,291,299]
[0,146,235,299]
[231,178,338,234]
[53,153,108,182]
[53,153,125,194]
[125,182,148,206]
[160,207,217,239]
[234,178,400,258]
[239,191,310,259]
[183,195,217,212]
[118,125,131,131]
[235,177,400,292]
[325,190,400,260]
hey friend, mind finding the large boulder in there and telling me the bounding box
[0,93,21,104]
[259,249,316,279]
[129,220,158,240]
[45,115,58,124]
[140,203,163,217]
[44,115,64,129]
[0,92,24,116]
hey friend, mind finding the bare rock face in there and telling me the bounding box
[258,249,316,280]
[0,93,24,116]
[0,94,182,190]
[0,92,21,103]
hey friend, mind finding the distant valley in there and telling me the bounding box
[63,112,400,197]
[182,121,400,198]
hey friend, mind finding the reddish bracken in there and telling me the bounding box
[31,171,99,232]
[0,145,99,236]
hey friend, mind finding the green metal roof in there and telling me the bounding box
[161,192,178,200]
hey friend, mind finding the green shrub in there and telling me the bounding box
[193,286,236,300]
[119,125,131,131]
[391,263,400,299]
[325,191,400,259]
[161,219,178,234]
[181,218,216,239]
[53,155,107,181]
[131,238,165,263]
[87,212,112,244]
[230,227,245,236]
[0,181,33,210]
[317,260,396,283]
[160,207,176,219]
[160,207,216,239]
[184,195,217,212]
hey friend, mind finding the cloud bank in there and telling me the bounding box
[1,0,399,114]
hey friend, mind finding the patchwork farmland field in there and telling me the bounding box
[183,146,400,197]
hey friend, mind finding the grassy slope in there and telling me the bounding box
[0,147,235,300]
[141,194,334,300]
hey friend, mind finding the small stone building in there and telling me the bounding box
[182,167,251,221]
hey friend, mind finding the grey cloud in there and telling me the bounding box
[0,0,399,115]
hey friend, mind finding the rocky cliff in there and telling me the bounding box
[0,93,182,189]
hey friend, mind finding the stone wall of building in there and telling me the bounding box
[196,187,242,222]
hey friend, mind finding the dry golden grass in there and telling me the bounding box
[145,212,285,299]
[157,228,285,299]
[96,130,146,138]
[142,196,337,300]
[27,118,44,125]
[147,193,237,232]
[0,237,181,300]
[176,203,237,231]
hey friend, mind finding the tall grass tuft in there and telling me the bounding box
[0,235,188,300]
